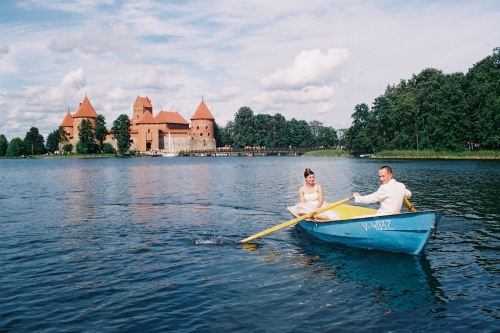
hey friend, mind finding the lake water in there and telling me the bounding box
[1,156,499,332]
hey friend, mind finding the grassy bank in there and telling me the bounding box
[372,150,500,159]
[303,149,350,157]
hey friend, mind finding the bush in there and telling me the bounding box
[63,143,73,153]
[102,143,116,154]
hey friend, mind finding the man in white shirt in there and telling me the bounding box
[352,166,412,216]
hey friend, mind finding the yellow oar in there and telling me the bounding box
[240,197,353,243]
[403,198,416,212]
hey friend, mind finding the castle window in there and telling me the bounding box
[137,115,139,118]
[208,133,210,136]
[200,133,203,136]
[148,129,150,133]
[206,126,208,130]
[197,126,199,130]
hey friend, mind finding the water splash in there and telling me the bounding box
[194,232,236,245]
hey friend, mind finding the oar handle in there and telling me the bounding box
[240,196,353,243]
[403,198,416,212]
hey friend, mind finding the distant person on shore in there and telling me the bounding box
[353,166,412,216]
[290,168,340,220]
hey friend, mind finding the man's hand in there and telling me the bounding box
[353,192,360,197]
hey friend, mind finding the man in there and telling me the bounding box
[352,166,412,216]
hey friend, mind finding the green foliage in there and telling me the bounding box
[46,130,60,153]
[77,119,97,154]
[232,107,258,148]
[345,48,500,153]
[58,127,69,146]
[63,143,73,153]
[102,142,116,154]
[112,114,131,156]
[217,109,338,149]
[23,127,46,155]
[0,134,8,157]
[94,115,107,153]
[6,137,26,157]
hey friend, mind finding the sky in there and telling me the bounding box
[0,0,499,141]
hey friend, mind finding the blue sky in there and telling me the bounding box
[1,0,499,140]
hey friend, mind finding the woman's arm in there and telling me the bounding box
[316,185,324,208]
[299,187,305,203]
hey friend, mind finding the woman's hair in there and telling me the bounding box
[304,168,314,178]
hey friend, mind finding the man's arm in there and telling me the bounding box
[354,186,387,204]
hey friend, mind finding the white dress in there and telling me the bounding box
[290,186,340,221]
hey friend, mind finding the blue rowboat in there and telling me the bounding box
[288,204,444,255]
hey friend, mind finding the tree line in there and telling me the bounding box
[214,107,340,149]
[0,114,132,157]
[344,48,500,153]
[2,48,498,157]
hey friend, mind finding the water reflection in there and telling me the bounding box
[288,225,445,312]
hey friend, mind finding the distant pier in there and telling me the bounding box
[180,147,319,157]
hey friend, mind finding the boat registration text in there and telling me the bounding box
[362,220,394,231]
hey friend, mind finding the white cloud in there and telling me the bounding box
[214,85,243,102]
[8,68,86,109]
[253,85,335,105]
[316,102,335,114]
[260,48,350,90]
[1,0,500,139]
[128,67,185,92]
[49,25,140,56]
[0,43,9,57]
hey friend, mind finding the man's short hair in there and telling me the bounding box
[380,165,393,174]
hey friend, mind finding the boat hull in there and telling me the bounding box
[297,209,443,255]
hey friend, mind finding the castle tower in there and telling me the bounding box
[136,110,160,151]
[59,111,74,141]
[132,96,153,126]
[72,96,98,136]
[190,100,215,140]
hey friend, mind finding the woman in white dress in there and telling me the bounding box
[291,168,340,220]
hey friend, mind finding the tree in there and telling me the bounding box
[58,127,69,150]
[5,137,26,157]
[112,114,131,155]
[317,126,338,147]
[0,134,8,157]
[308,120,323,146]
[102,142,116,154]
[465,48,500,149]
[24,127,46,155]
[271,113,289,147]
[46,130,60,153]
[63,143,73,153]
[254,114,273,147]
[94,115,107,153]
[218,120,235,147]
[76,119,97,154]
[232,107,258,148]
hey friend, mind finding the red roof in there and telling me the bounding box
[136,111,158,124]
[155,111,189,125]
[60,111,73,127]
[73,96,98,118]
[135,96,152,108]
[191,100,214,120]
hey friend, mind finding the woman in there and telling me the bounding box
[290,168,340,220]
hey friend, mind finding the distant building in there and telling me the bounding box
[60,95,216,152]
